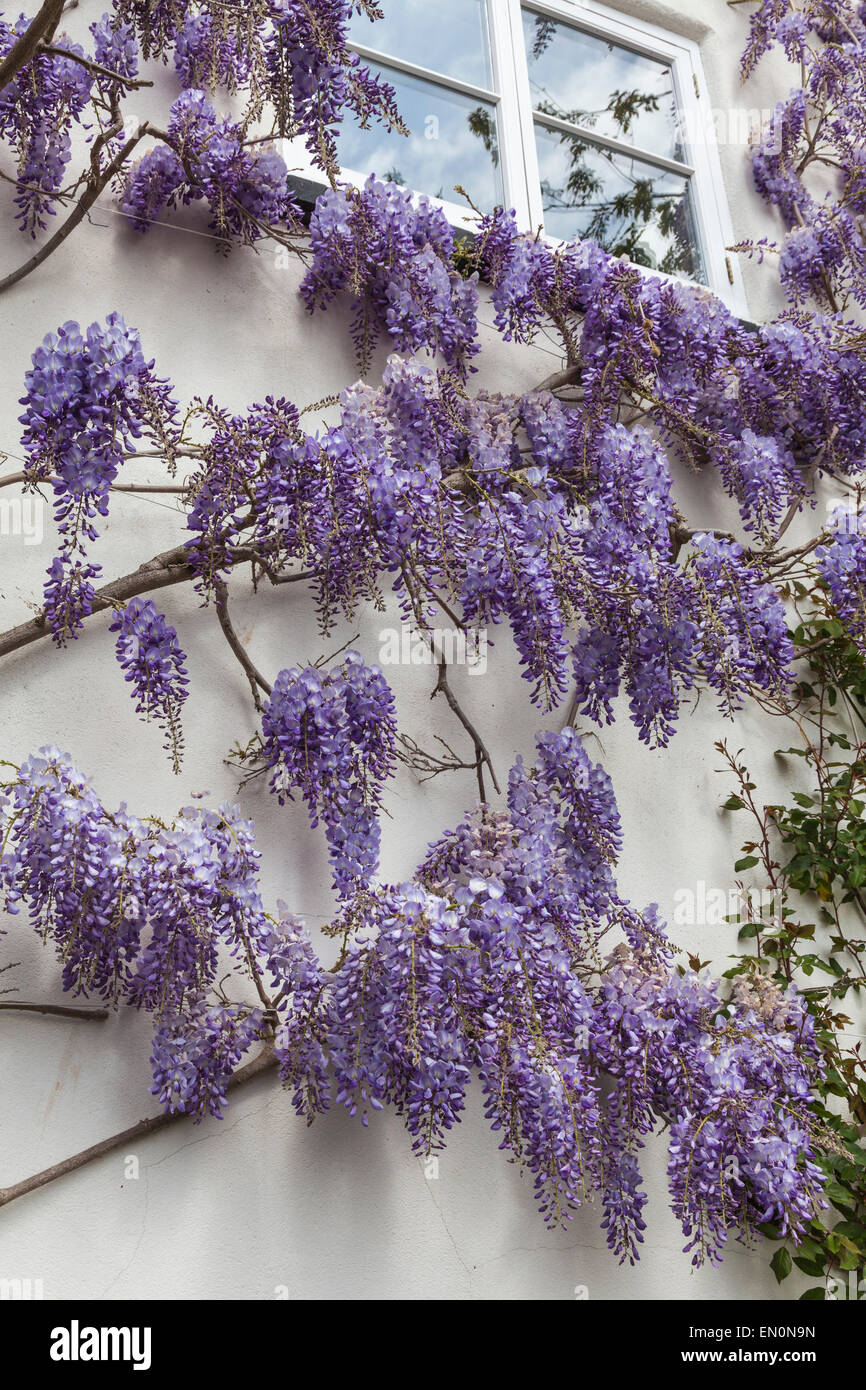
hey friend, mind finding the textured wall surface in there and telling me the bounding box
[0,0,853,1300]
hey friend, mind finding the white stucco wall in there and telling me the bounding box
[0,0,855,1300]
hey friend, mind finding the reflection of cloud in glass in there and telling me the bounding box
[348,0,493,88]
[336,62,503,210]
[534,124,703,281]
[522,9,684,161]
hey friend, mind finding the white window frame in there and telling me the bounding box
[286,0,748,317]
[502,0,748,314]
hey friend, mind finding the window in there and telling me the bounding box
[517,8,703,281]
[342,0,504,211]
[318,1,745,311]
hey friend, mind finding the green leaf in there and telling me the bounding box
[824,1180,854,1203]
[792,1237,826,1262]
[734,856,760,872]
[757,1221,782,1239]
[771,1247,792,1284]
[799,1287,825,1301]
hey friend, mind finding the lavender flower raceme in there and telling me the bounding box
[301,178,480,374]
[19,315,180,635]
[150,1001,262,1121]
[261,652,397,896]
[122,90,300,248]
[110,597,190,771]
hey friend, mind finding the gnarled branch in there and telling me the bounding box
[38,42,154,90]
[0,0,64,92]
[0,122,150,294]
[213,576,273,712]
[432,657,501,801]
[0,542,199,660]
[0,1001,108,1020]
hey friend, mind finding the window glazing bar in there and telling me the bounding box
[532,109,694,177]
[349,42,499,104]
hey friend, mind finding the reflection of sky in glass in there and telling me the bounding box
[348,0,493,88]
[336,61,502,210]
[522,9,684,161]
[534,123,703,281]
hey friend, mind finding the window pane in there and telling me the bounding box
[336,61,503,211]
[533,122,703,281]
[349,0,493,89]
[522,9,685,163]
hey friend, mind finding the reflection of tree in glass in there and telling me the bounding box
[538,120,695,277]
[528,1,675,142]
[530,16,557,59]
[532,86,695,277]
[525,14,696,275]
[467,106,499,167]
[379,111,497,213]
[539,145,696,277]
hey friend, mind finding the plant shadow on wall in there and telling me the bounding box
[0,0,864,1286]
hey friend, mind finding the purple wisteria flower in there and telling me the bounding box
[19,315,180,636]
[817,528,866,650]
[109,597,190,771]
[122,90,299,247]
[0,17,92,234]
[151,1001,262,1121]
[261,652,397,896]
[0,738,827,1261]
[301,178,480,374]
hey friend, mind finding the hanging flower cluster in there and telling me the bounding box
[42,556,103,648]
[127,0,403,175]
[8,0,866,1272]
[121,89,299,247]
[17,308,814,743]
[109,597,190,772]
[18,314,180,642]
[743,0,866,314]
[816,528,866,651]
[300,177,480,374]
[0,748,269,1009]
[150,1001,263,1120]
[0,16,95,234]
[261,652,397,896]
[0,1,402,250]
[247,356,794,739]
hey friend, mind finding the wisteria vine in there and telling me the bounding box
[1,0,866,1277]
[0,738,829,1263]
